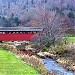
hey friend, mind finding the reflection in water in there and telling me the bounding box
[43,58,74,75]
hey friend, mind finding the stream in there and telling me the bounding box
[43,58,74,75]
[13,42,74,75]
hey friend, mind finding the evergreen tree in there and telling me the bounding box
[45,0,47,3]
[14,17,20,26]
[67,12,75,19]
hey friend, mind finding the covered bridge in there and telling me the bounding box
[0,27,43,41]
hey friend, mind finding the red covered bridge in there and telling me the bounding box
[0,27,43,41]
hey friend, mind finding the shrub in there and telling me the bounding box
[56,45,68,55]
[38,65,48,75]
[44,46,49,52]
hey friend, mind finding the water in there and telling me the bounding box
[43,58,74,75]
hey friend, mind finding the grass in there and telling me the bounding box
[0,49,40,75]
[64,37,75,42]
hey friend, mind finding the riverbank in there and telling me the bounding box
[0,49,40,75]
[0,42,55,75]
[37,51,75,74]
[36,43,75,73]
[1,42,75,74]
[54,43,75,72]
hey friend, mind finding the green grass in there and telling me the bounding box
[0,49,40,75]
[64,37,75,42]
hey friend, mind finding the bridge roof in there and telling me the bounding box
[0,27,43,32]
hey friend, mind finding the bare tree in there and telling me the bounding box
[32,9,67,50]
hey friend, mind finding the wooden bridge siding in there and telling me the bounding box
[0,34,36,41]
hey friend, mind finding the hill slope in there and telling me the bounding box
[0,49,40,75]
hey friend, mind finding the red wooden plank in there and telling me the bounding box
[0,34,36,41]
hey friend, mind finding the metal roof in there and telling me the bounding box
[0,27,43,32]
